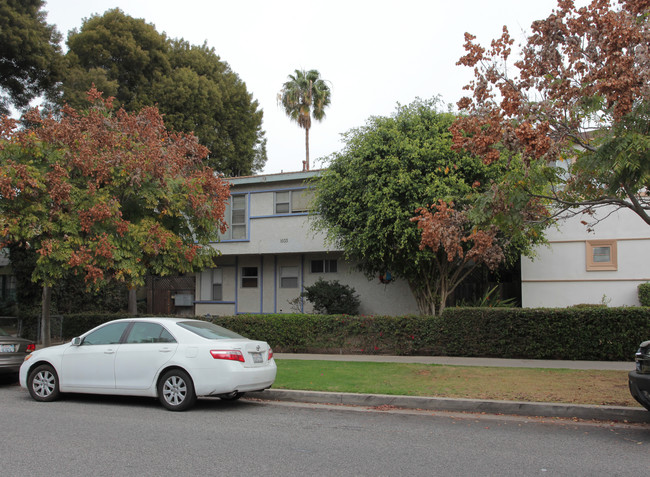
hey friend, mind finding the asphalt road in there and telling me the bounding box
[2,383,649,476]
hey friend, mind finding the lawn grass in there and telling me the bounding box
[274,359,639,407]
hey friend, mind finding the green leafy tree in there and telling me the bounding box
[453,0,650,227]
[0,0,63,115]
[278,69,331,171]
[0,88,230,344]
[62,8,170,111]
[312,98,545,315]
[159,40,266,176]
[59,9,266,176]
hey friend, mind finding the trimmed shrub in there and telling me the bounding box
[38,307,650,361]
[210,307,650,361]
[639,283,650,307]
[300,278,360,315]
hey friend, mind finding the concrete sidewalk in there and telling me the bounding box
[247,353,650,424]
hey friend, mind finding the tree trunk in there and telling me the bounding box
[41,285,51,347]
[408,278,438,316]
[304,127,310,171]
[128,287,137,315]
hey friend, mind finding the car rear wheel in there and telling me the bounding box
[27,364,60,402]
[158,369,196,411]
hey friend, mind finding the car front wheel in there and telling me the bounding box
[158,369,196,411]
[27,364,60,402]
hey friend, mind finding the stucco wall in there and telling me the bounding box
[521,207,650,307]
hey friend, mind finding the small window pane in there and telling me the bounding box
[232,225,246,239]
[281,277,298,288]
[159,328,176,343]
[291,190,312,212]
[212,284,223,300]
[232,195,246,209]
[280,266,298,288]
[593,246,611,263]
[242,267,258,288]
[311,260,324,273]
[232,209,245,225]
[326,260,338,273]
[275,191,291,214]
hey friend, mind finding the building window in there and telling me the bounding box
[212,268,223,300]
[280,266,299,288]
[311,259,338,274]
[231,195,247,239]
[586,240,617,271]
[274,190,312,214]
[241,267,258,288]
[275,191,291,214]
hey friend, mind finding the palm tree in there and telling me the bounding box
[278,69,331,171]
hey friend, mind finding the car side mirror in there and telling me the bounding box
[71,337,82,346]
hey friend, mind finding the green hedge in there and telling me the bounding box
[30,307,650,361]
[210,308,650,361]
[639,283,650,307]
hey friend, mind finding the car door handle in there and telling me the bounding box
[104,349,115,354]
[159,348,172,353]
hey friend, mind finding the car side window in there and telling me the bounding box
[82,323,130,345]
[125,322,177,344]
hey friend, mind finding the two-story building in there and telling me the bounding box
[194,170,420,316]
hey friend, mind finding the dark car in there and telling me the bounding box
[629,340,650,411]
[0,327,35,381]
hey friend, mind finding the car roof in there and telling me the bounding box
[108,317,201,324]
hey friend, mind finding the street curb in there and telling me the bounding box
[247,389,650,423]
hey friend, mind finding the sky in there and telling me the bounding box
[43,0,566,175]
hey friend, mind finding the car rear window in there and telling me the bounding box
[177,321,245,340]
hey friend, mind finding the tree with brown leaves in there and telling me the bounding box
[0,88,230,344]
[453,0,650,227]
[411,201,506,315]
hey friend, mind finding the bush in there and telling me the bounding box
[639,283,650,306]
[300,279,360,315]
[208,307,650,361]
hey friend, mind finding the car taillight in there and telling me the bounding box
[26,343,36,353]
[268,348,273,360]
[210,350,245,362]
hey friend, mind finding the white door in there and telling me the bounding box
[61,322,130,389]
[114,322,178,390]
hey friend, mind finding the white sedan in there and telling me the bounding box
[19,317,277,411]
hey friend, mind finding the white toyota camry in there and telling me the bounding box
[19,317,277,411]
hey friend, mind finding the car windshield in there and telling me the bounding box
[177,321,245,340]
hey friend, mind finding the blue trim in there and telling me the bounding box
[234,256,239,315]
[248,185,309,194]
[259,255,264,313]
[273,255,278,313]
[300,254,305,313]
[194,301,236,305]
[250,212,310,219]
[247,193,252,241]
[218,238,250,243]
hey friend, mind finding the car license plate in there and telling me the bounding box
[0,344,15,353]
[251,352,263,364]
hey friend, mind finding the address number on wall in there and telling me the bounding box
[280,238,288,243]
